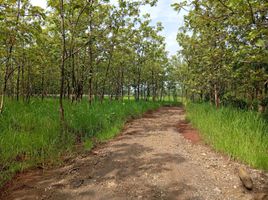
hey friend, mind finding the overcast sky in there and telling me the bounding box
[30,0,186,56]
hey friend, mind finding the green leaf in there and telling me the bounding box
[255,39,265,48]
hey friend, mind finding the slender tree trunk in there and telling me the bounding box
[71,49,76,101]
[140,84,143,100]
[147,85,150,101]
[160,84,164,102]
[143,84,146,101]
[168,87,171,102]
[152,70,155,101]
[59,0,66,124]
[0,50,11,113]
[16,64,21,101]
[0,0,21,113]
[137,66,141,101]
[214,84,220,109]
[128,85,130,100]
[26,62,31,103]
[88,43,93,104]
[101,52,113,102]
[85,1,94,104]
[21,56,25,101]
[41,65,45,100]
[121,65,124,101]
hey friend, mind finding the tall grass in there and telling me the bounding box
[186,103,268,170]
[0,98,168,186]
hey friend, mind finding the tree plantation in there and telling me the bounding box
[173,0,268,111]
[0,0,170,114]
[0,0,268,197]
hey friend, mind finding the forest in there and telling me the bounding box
[0,0,268,198]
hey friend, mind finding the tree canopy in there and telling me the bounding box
[0,0,171,116]
[172,0,268,111]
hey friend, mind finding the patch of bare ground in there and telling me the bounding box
[1,107,267,200]
[176,118,202,145]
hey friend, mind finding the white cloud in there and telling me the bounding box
[109,0,118,6]
[30,0,47,8]
[165,31,179,55]
[140,0,187,56]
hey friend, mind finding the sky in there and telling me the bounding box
[140,0,186,56]
[30,0,186,56]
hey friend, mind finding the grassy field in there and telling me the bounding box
[186,103,268,170]
[0,98,175,186]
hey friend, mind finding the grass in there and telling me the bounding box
[0,98,176,186]
[186,103,268,170]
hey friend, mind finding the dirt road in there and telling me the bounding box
[1,107,267,200]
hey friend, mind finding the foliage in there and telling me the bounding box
[172,0,268,110]
[0,0,170,108]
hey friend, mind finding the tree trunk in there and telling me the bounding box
[0,45,13,113]
[128,85,130,100]
[214,84,220,109]
[16,64,21,101]
[0,0,21,113]
[59,0,66,124]
[101,52,113,102]
[88,43,93,104]
[71,49,77,101]
[137,67,141,101]
[147,84,150,101]
[21,56,25,101]
[121,65,124,101]
[41,65,45,100]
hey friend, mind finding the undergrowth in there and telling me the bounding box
[186,103,268,170]
[0,98,177,186]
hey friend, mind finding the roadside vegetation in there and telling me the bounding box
[186,103,268,170]
[0,98,174,186]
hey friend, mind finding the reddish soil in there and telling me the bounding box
[176,119,202,144]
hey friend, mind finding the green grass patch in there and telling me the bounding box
[0,98,177,186]
[186,103,268,170]
[84,139,94,150]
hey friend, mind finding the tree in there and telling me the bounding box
[0,0,172,120]
[173,0,268,110]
